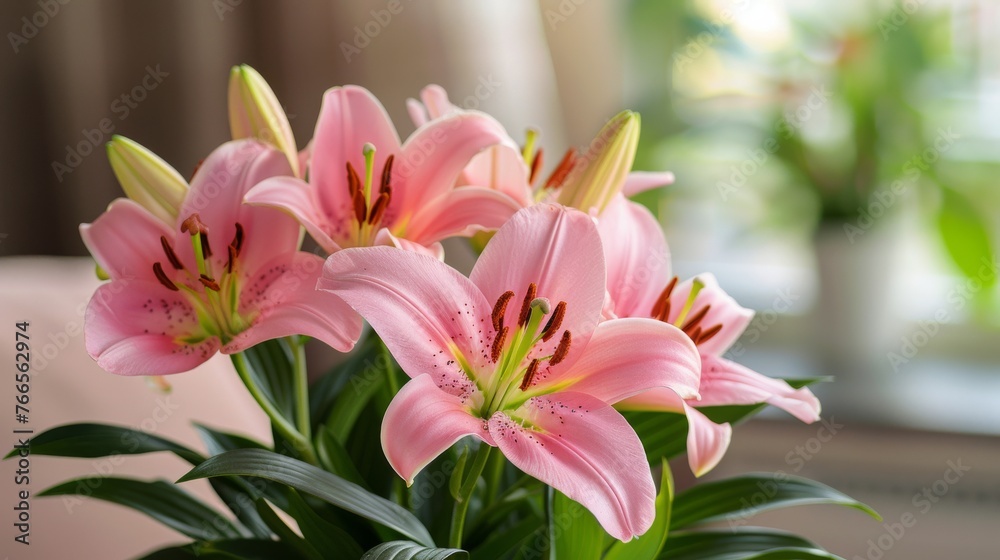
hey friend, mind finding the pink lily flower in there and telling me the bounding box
[597,196,821,476]
[81,139,362,376]
[407,85,676,212]
[244,85,523,258]
[319,204,702,541]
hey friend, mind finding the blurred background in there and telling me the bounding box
[1,0,997,558]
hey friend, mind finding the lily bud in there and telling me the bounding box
[106,135,188,224]
[557,110,640,214]
[228,64,299,176]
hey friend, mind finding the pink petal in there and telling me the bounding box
[181,140,300,272]
[404,187,523,246]
[309,86,401,222]
[683,403,732,477]
[84,280,219,375]
[699,355,821,423]
[406,97,429,128]
[382,374,493,485]
[298,140,313,179]
[80,199,174,283]
[490,392,656,541]
[545,318,700,403]
[470,204,606,372]
[623,171,675,197]
[223,252,361,354]
[616,389,733,477]
[372,228,445,260]
[597,196,671,318]
[666,274,754,356]
[391,112,512,225]
[319,246,494,389]
[244,176,341,253]
[459,145,533,207]
[419,84,456,120]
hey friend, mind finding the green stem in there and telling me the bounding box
[449,444,493,548]
[231,351,319,466]
[289,337,312,441]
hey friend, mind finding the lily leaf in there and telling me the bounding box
[670,473,880,531]
[361,541,468,560]
[178,448,435,547]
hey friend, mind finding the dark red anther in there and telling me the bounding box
[529,148,544,186]
[697,324,723,345]
[550,330,571,365]
[346,161,362,197]
[199,274,221,292]
[541,301,566,342]
[367,192,390,225]
[543,149,577,190]
[160,236,184,270]
[490,326,509,363]
[152,262,179,291]
[651,276,678,320]
[232,222,245,255]
[227,244,238,274]
[681,305,711,334]
[491,291,515,332]
[380,154,394,193]
[517,283,537,327]
[352,189,368,223]
[519,359,540,391]
[199,232,212,258]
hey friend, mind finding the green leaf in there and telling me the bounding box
[936,186,996,290]
[606,460,673,560]
[325,347,389,443]
[360,541,468,560]
[670,473,880,531]
[309,334,379,427]
[549,487,604,560]
[468,513,544,560]
[195,424,269,456]
[315,424,369,488]
[178,448,435,547]
[241,338,297,425]
[255,498,323,560]
[660,529,840,560]
[4,422,202,464]
[38,477,240,541]
[286,489,364,560]
[138,539,309,560]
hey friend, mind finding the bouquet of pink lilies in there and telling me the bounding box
[21,66,879,559]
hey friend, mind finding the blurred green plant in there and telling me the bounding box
[627,0,997,312]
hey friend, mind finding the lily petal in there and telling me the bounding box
[405,186,523,246]
[460,145,533,207]
[223,252,361,354]
[372,228,445,260]
[320,246,493,388]
[80,199,174,283]
[244,176,341,254]
[623,171,675,197]
[543,318,700,403]
[699,355,821,423]
[181,140,300,272]
[470,204,606,372]
[310,85,402,221]
[597,196,671,319]
[382,374,493,485]
[683,403,732,477]
[391,112,512,225]
[84,280,218,375]
[666,274,754,356]
[490,392,656,541]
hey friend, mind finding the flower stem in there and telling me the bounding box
[289,336,312,441]
[231,351,319,466]
[449,443,493,548]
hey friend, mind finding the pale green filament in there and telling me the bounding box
[673,278,705,327]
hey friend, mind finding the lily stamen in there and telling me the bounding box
[541,301,566,341]
[697,324,723,344]
[517,282,538,326]
[550,330,571,365]
[152,262,179,291]
[673,278,705,327]
[160,236,184,270]
[491,290,515,331]
[681,304,711,333]
[199,275,221,292]
[528,148,544,186]
[491,325,508,363]
[231,223,244,255]
[651,276,678,319]
[544,149,577,190]
[519,358,540,391]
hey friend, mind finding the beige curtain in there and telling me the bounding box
[0,0,626,257]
